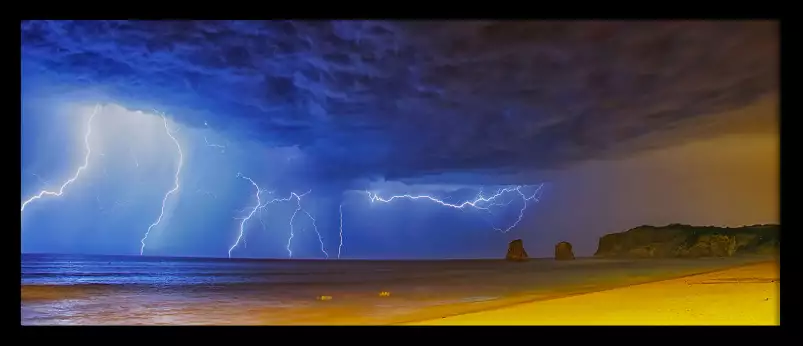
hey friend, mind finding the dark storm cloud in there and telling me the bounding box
[20,20,778,183]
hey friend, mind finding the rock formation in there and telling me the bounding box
[675,234,737,257]
[554,242,575,260]
[594,224,779,258]
[506,239,529,261]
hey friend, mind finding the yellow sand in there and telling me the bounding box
[408,261,779,325]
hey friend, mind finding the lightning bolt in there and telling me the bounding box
[338,203,344,259]
[300,205,328,259]
[229,187,328,259]
[253,197,272,250]
[228,173,264,258]
[21,105,102,215]
[139,114,184,255]
[284,191,320,258]
[258,191,327,259]
[269,194,300,258]
[492,184,544,233]
[203,136,225,153]
[366,183,545,234]
[366,186,520,210]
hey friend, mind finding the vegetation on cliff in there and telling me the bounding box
[594,224,779,258]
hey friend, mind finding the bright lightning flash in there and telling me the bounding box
[228,173,264,258]
[283,191,328,259]
[366,183,545,234]
[229,188,328,259]
[493,184,544,233]
[256,191,328,259]
[338,203,344,259]
[21,105,102,215]
[139,114,184,255]
[298,200,328,259]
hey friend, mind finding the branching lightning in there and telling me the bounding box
[228,179,328,259]
[492,184,544,233]
[253,197,272,249]
[366,183,545,234]
[283,191,327,258]
[22,106,544,259]
[228,173,264,258]
[139,114,184,255]
[21,105,102,215]
[366,186,518,210]
[204,136,226,153]
[251,190,328,259]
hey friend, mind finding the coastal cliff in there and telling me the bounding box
[594,224,779,258]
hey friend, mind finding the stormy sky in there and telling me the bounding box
[20,20,779,259]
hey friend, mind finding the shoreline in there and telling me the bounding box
[255,256,776,325]
[406,260,779,325]
[21,256,777,325]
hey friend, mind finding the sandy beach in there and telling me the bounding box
[22,254,777,325]
[408,261,779,325]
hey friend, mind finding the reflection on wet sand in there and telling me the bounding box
[22,254,774,325]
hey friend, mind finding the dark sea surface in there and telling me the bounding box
[21,253,767,325]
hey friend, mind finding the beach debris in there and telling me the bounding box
[505,239,529,262]
[379,291,391,297]
[554,241,575,260]
[317,295,333,301]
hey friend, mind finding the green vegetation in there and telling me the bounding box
[594,224,779,258]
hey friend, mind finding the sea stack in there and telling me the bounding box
[506,239,529,261]
[554,241,575,260]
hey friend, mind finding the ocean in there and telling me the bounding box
[21,253,765,325]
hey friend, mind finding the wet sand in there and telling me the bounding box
[22,254,777,325]
[408,261,779,325]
